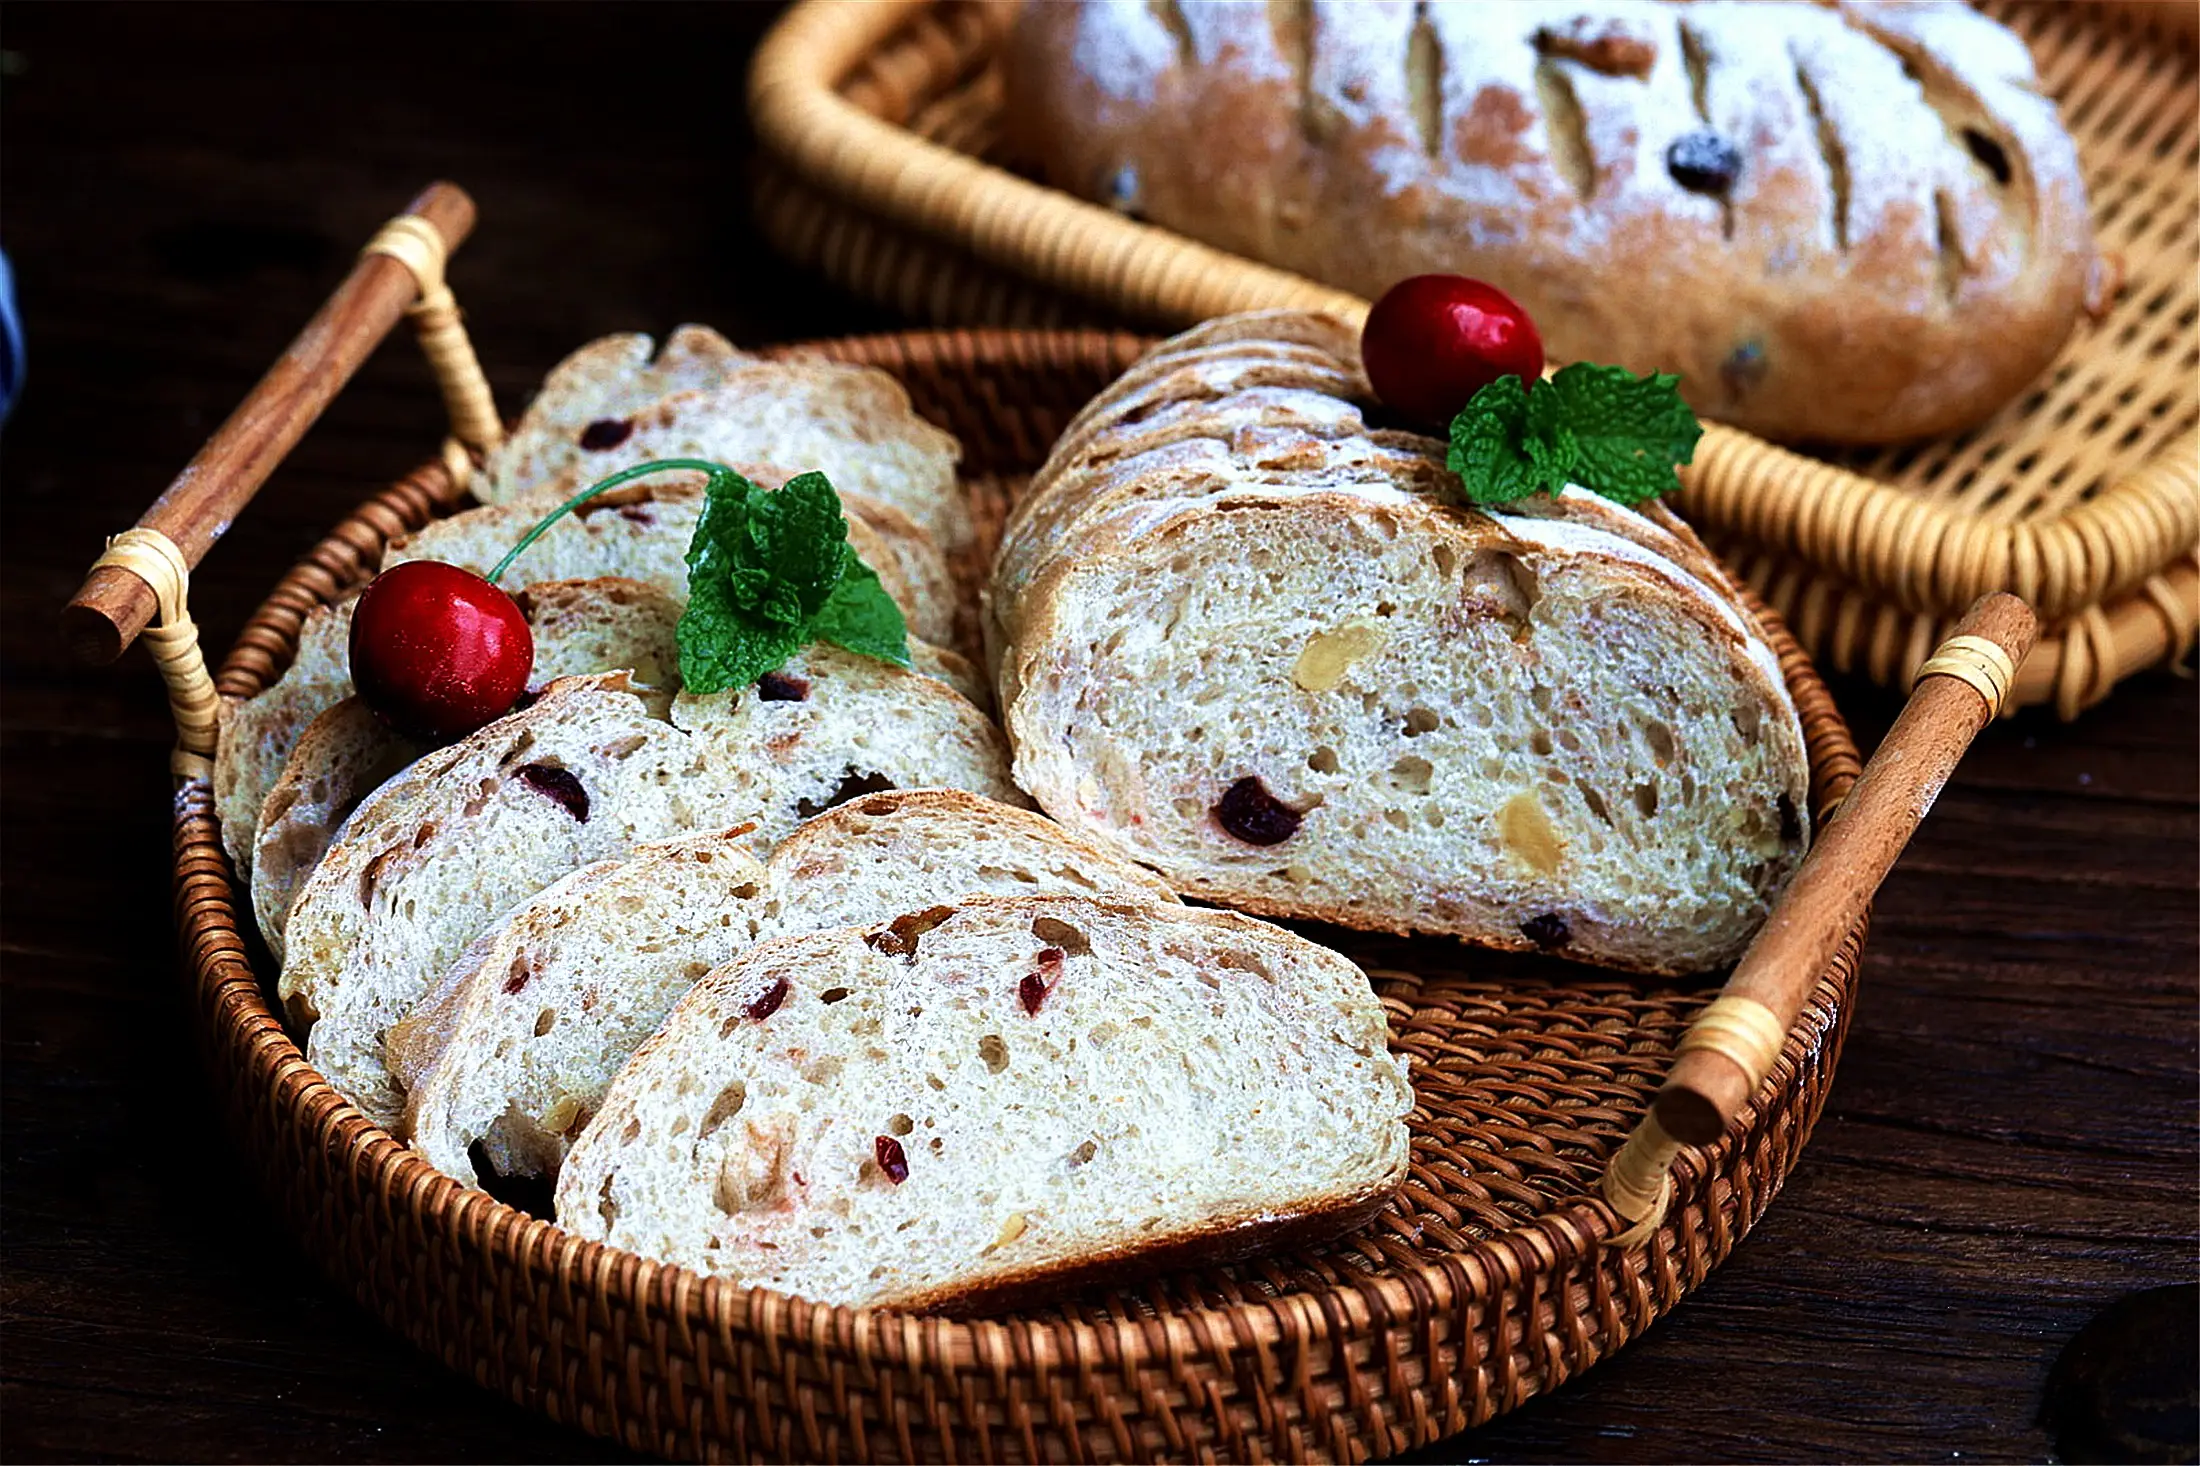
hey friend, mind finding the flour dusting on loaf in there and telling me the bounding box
[1005,1,2094,442]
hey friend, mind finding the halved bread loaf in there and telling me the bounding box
[995,314,1811,975]
[554,895,1411,1312]
[282,655,1022,1126]
[215,479,962,876]
[392,790,1178,1189]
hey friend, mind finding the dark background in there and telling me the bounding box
[2,4,2193,1461]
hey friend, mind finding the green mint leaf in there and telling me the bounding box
[812,560,913,667]
[761,472,855,620]
[677,572,805,696]
[1537,363,1702,506]
[675,462,912,693]
[1447,375,1550,506]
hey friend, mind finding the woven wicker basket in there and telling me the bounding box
[748,0,2200,719]
[72,188,2046,1462]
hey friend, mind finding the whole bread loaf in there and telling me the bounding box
[281,655,1023,1127]
[993,312,1811,975]
[391,791,1180,1190]
[1004,0,2095,443]
[554,894,1411,1312]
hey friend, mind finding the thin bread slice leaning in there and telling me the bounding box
[996,312,1812,976]
[393,791,1178,1189]
[393,828,775,1186]
[282,653,1021,1127]
[554,895,1411,1312]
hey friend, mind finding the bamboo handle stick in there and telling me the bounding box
[63,181,476,666]
[1653,592,2040,1145]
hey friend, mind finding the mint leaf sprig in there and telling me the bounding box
[674,462,911,694]
[1446,364,1703,509]
[491,456,911,694]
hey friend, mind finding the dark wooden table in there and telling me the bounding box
[3,5,2193,1461]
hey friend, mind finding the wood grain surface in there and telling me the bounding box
[2,4,2193,1462]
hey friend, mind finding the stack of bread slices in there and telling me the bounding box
[221,326,1418,1312]
[229,315,1814,1312]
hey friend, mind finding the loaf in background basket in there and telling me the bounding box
[1004,0,2099,444]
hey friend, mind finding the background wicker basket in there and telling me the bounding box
[749,0,2199,719]
[154,325,1882,1462]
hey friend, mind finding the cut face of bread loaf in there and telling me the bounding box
[393,791,1178,1190]
[282,653,1021,1127]
[1005,1,2094,443]
[997,315,1811,976]
[215,479,962,879]
[554,895,1411,1312]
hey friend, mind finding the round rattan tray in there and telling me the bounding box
[182,327,1864,1461]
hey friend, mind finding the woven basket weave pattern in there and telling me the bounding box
[194,330,1862,1461]
[749,0,2199,717]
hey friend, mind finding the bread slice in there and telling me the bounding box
[247,577,683,959]
[498,362,970,552]
[282,653,1021,1127]
[393,828,775,1186]
[756,787,1177,935]
[996,313,1812,976]
[476,326,758,501]
[392,790,1177,1190]
[554,895,1411,1312]
[215,479,961,877]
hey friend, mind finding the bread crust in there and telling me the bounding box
[1005,0,2094,443]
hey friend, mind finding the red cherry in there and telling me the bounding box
[348,561,534,740]
[1360,275,1546,429]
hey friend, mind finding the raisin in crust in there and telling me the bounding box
[1004,1,2094,443]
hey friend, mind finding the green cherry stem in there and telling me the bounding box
[486,458,735,585]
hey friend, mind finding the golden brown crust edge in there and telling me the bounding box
[869,1173,1405,1317]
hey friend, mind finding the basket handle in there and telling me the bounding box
[62,182,501,780]
[1600,591,2039,1246]
[64,180,497,669]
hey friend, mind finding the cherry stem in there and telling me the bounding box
[486,458,735,585]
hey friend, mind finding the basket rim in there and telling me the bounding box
[196,323,1866,1394]
[745,0,2199,627]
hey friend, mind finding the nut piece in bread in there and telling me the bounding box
[995,314,1811,975]
[393,791,1180,1190]
[1004,1,2094,443]
[554,895,1411,1312]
